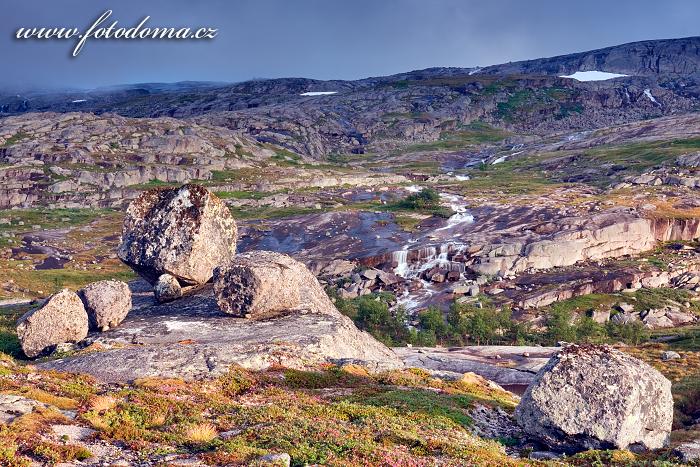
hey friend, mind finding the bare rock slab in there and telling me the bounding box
[213,250,330,319]
[78,279,132,331]
[393,345,558,387]
[16,289,88,358]
[38,281,402,382]
[515,344,673,452]
[118,184,237,285]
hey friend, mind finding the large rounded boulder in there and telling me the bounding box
[16,290,89,358]
[78,280,132,331]
[213,250,330,319]
[118,184,237,285]
[515,344,673,452]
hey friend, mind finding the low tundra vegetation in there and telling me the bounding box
[0,357,529,466]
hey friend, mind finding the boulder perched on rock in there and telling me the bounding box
[78,280,132,331]
[154,274,183,303]
[515,344,673,452]
[16,290,89,358]
[214,250,328,319]
[118,184,237,285]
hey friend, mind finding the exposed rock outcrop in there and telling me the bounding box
[213,251,329,319]
[39,280,403,381]
[118,184,237,285]
[15,290,89,358]
[78,280,132,331]
[515,345,673,452]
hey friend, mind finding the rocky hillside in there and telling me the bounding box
[3,37,700,158]
[482,36,700,77]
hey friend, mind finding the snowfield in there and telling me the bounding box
[560,71,629,81]
[300,91,338,96]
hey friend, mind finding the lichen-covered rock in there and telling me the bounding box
[78,280,132,331]
[118,184,237,285]
[515,345,673,452]
[154,273,183,303]
[16,290,89,358]
[213,250,330,319]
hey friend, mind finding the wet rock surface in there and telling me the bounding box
[16,289,88,358]
[78,279,132,331]
[515,344,673,452]
[118,184,237,285]
[39,280,403,381]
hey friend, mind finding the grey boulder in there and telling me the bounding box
[515,344,673,452]
[213,250,330,320]
[118,184,237,285]
[16,289,89,358]
[78,280,132,331]
[154,273,183,303]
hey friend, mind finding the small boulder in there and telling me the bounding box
[118,184,237,285]
[16,290,89,358]
[674,440,700,463]
[258,453,291,466]
[154,274,183,303]
[78,280,132,331]
[515,344,672,452]
[213,251,325,319]
[661,350,681,361]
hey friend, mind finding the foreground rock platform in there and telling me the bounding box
[39,281,403,382]
[393,345,558,388]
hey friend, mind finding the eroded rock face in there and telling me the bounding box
[78,280,132,331]
[214,250,330,319]
[16,290,89,358]
[515,345,673,452]
[154,274,183,303]
[118,184,237,285]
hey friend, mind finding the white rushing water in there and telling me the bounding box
[560,71,629,81]
[644,89,660,105]
[436,193,474,231]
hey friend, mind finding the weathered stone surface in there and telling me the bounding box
[78,280,132,331]
[213,251,330,319]
[16,289,89,358]
[393,345,558,386]
[38,280,402,381]
[154,274,183,303]
[0,394,52,423]
[674,440,700,463]
[515,345,673,452]
[661,350,681,361]
[118,184,237,285]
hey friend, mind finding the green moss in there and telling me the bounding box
[214,190,270,200]
[354,389,474,428]
[1,132,29,148]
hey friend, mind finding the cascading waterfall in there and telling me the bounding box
[392,242,467,279]
[392,249,409,277]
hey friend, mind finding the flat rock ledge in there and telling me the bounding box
[393,345,558,388]
[39,281,403,382]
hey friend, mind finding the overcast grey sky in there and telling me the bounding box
[2,0,700,89]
